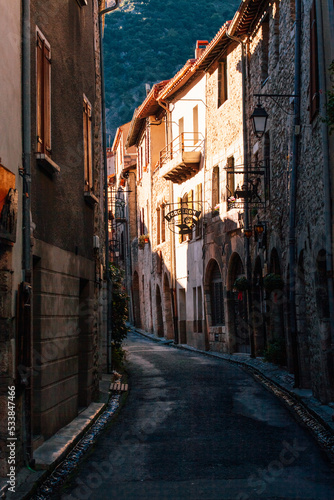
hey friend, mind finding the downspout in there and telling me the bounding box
[22,0,33,465]
[288,0,302,387]
[99,0,120,373]
[226,32,255,357]
[315,0,334,393]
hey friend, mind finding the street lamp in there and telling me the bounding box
[250,102,268,139]
[99,0,121,373]
[251,93,299,138]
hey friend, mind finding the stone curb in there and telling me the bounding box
[2,393,110,499]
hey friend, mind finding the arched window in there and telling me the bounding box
[210,262,225,325]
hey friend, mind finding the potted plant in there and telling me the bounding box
[233,276,250,291]
[138,235,145,249]
[263,273,284,293]
[213,203,220,216]
[138,234,149,248]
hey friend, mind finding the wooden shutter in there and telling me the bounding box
[83,98,93,191]
[44,43,51,152]
[227,156,235,199]
[36,33,51,154]
[196,183,202,238]
[161,204,166,242]
[145,128,149,167]
[310,0,319,121]
[218,60,228,107]
[36,34,44,152]
[188,190,193,240]
[157,207,161,245]
[212,166,219,208]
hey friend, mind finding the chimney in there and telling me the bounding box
[195,40,209,59]
[145,83,150,95]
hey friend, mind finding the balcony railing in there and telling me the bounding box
[159,132,204,184]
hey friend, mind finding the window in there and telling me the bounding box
[273,1,280,64]
[218,59,228,107]
[139,207,145,236]
[188,190,193,241]
[212,166,220,211]
[145,129,149,167]
[156,204,165,245]
[193,105,199,144]
[83,95,93,192]
[157,207,161,245]
[261,16,269,85]
[210,262,225,326]
[310,0,319,121]
[195,183,202,238]
[36,30,51,155]
[178,117,184,151]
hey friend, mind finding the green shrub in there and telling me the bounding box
[233,276,250,291]
[263,273,284,293]
[263,338,287,366]
[110,265,129,355]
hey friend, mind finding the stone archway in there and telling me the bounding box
[156,284,164,337]
[253,256,266,355]
[163,273,174,340]
[296,251,311,388]
[227,253,250,353]
[132,271,141,328]
[268,248,285,345]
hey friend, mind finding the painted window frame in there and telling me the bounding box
[36,28,51,156]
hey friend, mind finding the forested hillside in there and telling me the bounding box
[103,0,239,139]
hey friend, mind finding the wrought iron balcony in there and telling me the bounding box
[159,132,203,184]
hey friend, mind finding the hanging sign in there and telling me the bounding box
[164,202,202,235]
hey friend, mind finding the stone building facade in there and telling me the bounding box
[120,0,334,405]
[0,0,107,478]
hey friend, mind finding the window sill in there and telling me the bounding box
[36,153,60,175]
[84,192,99,206]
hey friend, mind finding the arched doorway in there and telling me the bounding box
[227,253,250,353]
[253,257,266,354]
[156,285,164,337]
[268,248,285,340]
[315,249,332,402]
[163,274,174,340]
[132,271,141,328]
[296,251,311,388]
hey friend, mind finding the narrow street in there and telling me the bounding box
[58,331,334,500]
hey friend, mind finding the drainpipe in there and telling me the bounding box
[288,0,302,388]
[99,0,120,373]
[226,33,255,357]
[315,0,334,394]
[22,0,33,466]
[22,0,31,281]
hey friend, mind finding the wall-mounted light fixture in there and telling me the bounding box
[251,93,298,138]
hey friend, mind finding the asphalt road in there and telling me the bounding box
[60,331,334,500]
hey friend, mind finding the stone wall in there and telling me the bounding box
[32,240,96,438]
